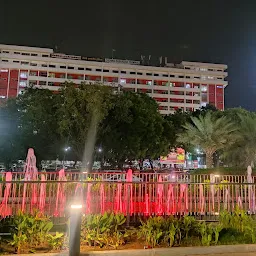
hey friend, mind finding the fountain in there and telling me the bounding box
[247,165,255,213]
[22,148,38,212]
[157,175,164,215]
[0,172,12,217]
[54,169,67,216]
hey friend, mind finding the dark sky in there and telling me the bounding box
[1,0,256,110]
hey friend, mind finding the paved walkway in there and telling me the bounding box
[190,254,256,256]
[4,245,256,256]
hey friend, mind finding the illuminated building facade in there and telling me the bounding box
[0,44,228,114]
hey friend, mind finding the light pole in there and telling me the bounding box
[63,147,71,168]
[69,202,82,256]
[98,147,103,169]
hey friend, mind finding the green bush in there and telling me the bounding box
[4,209,256,253]
[80,212,128,249]
[219,207,256,244]
[138,216,199,248]
[194,167,245,175]
[46,232,65,251]
[9,211,64,254]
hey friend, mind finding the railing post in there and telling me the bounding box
[126,184,131,227]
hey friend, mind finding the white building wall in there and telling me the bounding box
[0,44,228,114]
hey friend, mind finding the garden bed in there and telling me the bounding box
[1,209,256,254]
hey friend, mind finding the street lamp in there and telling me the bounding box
[65,146,71,152]
[63,147,71,168]
[69,202,83,256]
[98,148,102,153]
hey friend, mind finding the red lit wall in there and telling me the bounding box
[0,69,8,97]
[216,86,224,110]
[173,82,184,87]
[103,76,118,82]
[8,70,19,97]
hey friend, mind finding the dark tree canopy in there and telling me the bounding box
[98,92,173,165]
[1,84,255,169]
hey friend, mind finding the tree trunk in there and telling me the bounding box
[205,152,213,168]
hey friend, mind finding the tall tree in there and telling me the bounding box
[0,99,22,168]
[56,82,114,162]
[16,87,60,164]
[223,112,256,167]
[177,112,238,168]
[164,109,190,149]
[98,92,172,166]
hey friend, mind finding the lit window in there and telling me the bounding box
[186,83,191,88]
[208,76,214,79]
[200,68,207,71]
[169,82,175,87]
[217,86,223,88]
[146,81,152,85]
[201,76,207,80]
[19,81,27,87]
[0,95,6,98]
[0,69,8,72]
[201,102,207,107]
[20,72,28,79]
[201,86,207,92]
[120,79,126,84]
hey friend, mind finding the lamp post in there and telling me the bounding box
[69,203,82,256]
[63,146,71,168]
[98,147,104,169]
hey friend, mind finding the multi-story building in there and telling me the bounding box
[0,44,228,114]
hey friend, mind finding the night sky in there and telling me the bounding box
[1,0,256,110]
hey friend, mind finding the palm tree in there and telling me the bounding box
[224,113,256,167]
[177,112,238,168]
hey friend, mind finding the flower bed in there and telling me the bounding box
[1,208,256,254]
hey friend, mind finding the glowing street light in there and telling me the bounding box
[64,146,71,152]
[69,202,83,256]
[98,148,102,153]
[70,204,82,209]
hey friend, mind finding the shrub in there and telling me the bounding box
[138,216,199,248]
[47,232,65,251]
[219,207,256,244]
[80,213,128,249]
[9,211,63,254]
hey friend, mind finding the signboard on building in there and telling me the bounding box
[51,53,81,60]
[82,56,103,62]
[105,58,140,65]
[160,148,185,164]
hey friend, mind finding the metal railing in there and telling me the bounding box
[1,179,256,220]
[0,171,252,183]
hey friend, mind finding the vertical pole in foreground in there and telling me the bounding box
[69,204,82,256]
